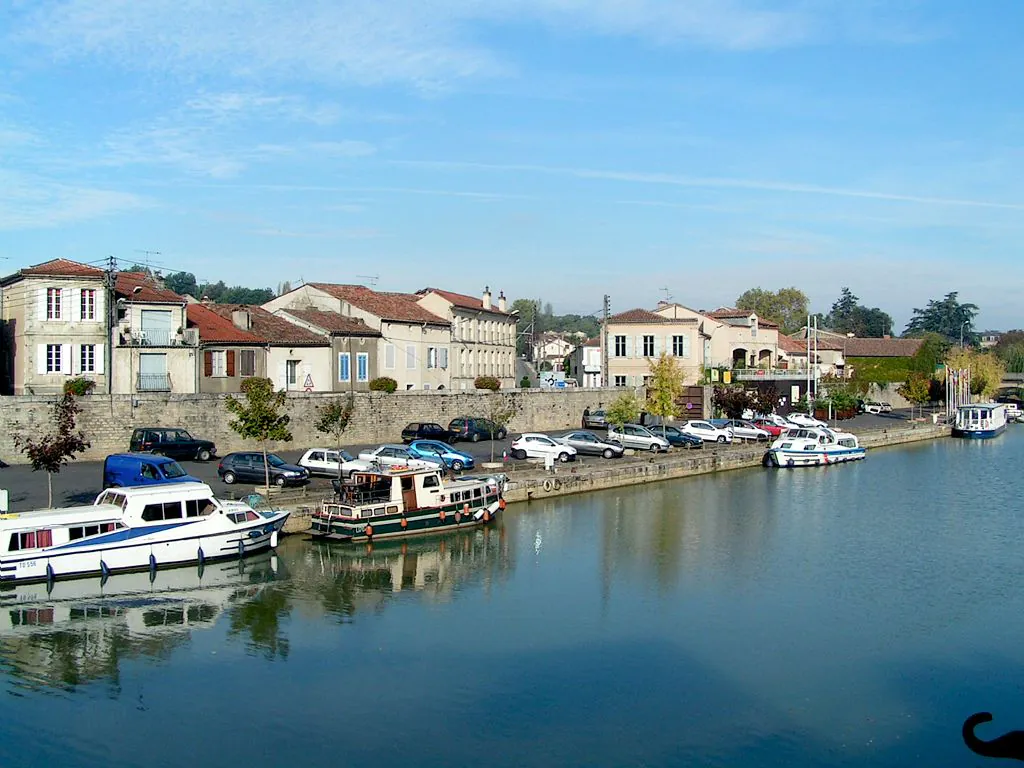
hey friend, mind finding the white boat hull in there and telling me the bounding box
[766,447,866,468]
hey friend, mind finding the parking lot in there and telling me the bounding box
[0,410,914,511]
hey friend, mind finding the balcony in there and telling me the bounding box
[733,368,814,381]
[137,373,172,392]
[119,328,199,347]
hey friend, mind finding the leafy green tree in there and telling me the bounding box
[14,393,91,508]
[945,347,1005,399]
[225,378,292,490]
[897,374,932,419]
[484,398,519,462]
[735,287,809,334]
[606,392,642,428]
[904,292,979,342]
[825,288,894,337]
[164,271,199,297]
[646,353,684,423]
[994,331,1024,374]
[314,394,355,482]
[910,332,950,376]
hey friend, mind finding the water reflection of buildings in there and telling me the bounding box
[286,527,514,619]
[0,554,283,691]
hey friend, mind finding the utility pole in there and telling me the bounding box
[602,294,610,389]
[104,255,117,394]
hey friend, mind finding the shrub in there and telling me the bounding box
[369,376,398,393]
[520,376,532,388]
[474,376,500,391]
[63,377,96,396]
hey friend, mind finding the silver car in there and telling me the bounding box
[556,431,625,459]
[606,424,670,453]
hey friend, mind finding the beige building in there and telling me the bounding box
[273,309,382,392]
[264,284,451,390]
[568,337,602,388]
[414,287,516,389]
[0,259,109,395]
[186,303,268,394]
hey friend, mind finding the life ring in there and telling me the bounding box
[439,510,446,521]
[365,524,374,537]
[483,511,491,522]
[400,517,408,529]
[543,479,554,492]
[498,499,506,510]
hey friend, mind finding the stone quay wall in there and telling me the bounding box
[0,388,623,464]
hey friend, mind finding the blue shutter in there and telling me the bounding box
[357,353,368,382]
[339,353,350,382]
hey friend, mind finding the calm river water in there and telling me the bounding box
[2,431,1024,767]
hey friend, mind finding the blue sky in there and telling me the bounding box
[1,1,1021,331]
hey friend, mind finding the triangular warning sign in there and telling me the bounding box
[303,374,314,389]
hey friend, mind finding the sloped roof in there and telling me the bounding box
[205,305,327,347]
[115,272,185,304]
[843,337,923,358]
[307,283,448,325]
[282,309,380,337]
[417,287,513,316]
[705,309,779,329]
[609,308,672,324]
[187,304,265,345]
[581,336,601,347]
[4,258,105,283]
[777,335,809,355]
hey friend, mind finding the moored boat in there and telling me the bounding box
[764,426,866,468]
[310,466,506,542]
[951,403,1008,439]
[0,483,289,584]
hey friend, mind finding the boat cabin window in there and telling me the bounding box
[473,487,482,499]
[68,522,123,540]
[227,511,260,523]
[401,477,414,491]
[373,507,386,516]
[387,505,398,514]
[96,491,129,510]
[423,475,440,489]
[361,508,373,519]
[185,498,216,517]
[8,529,54,551]
[451,491,461,502]
[142,501,185,522]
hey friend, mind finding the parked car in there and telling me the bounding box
[862,401,884,414]
[102,453,200,489]
[750,418,786,437]
[879,401,893,413]
[679,420,734,443]
[607,424,671,453]
[509,433,577,462]
[407,440,475,471]
[582,409,608,429]
[298,448,364,478]
[357,444,444,470]
[556,431,625,459]
[448,417,507,443]
[758,414,799,430]
[217,452,310,487]
[787,413,828,428]
[711,419,772,442]
[129,427,217,462]
[648,425,704,449]
[400,422,456,443]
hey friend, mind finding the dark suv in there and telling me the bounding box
[217,452,309,487]
[130,428,217,462]
[401,422,456,443]
[447,417,507,443]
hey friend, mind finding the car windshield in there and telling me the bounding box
[161,461,188,478]
[267,454,287,467]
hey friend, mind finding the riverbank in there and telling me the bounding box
[276,422,949,533]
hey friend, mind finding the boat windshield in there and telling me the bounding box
[161,461,188,479]
[95,491,129,510]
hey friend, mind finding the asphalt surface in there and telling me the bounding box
[0,410,916,512]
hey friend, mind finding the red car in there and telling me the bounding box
[750,418,785,437]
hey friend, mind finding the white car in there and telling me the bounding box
[759,413,799,429]
[357,444,444,470]
[298,448,365,478]
[606,424,670,453]
[510,433,577,463]
[716,419,772,442]
[787,413,828,428]
[679,420,734,444]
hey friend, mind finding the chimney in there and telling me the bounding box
[498,291,506,312]
[482,286,492,311]
[231,309,251,330]
[883,334,891,339]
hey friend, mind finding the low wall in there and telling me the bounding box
[0,388,623,464]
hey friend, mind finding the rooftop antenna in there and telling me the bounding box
[660,287,673,303]
[356,274,379,287]
[134,249,162,272]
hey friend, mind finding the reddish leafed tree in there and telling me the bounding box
[15,393,91,508]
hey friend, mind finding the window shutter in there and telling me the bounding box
[72,344,80,375]
[683,336,691,358]
[37,289,47,321]
[94,288,105,324]
[95,344,105,375]
[635,336,642,358]
[440,347,448,369]
[61,290,71,322]
[60,343,72,374]
[625,336,633,357]
[654,336,662,357]
[226,350,236,377]
[36,344,47,375]
[385,344,396,369]
[204,350,213,377]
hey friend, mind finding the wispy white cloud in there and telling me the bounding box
[246,226,383,239]
[0,170,149,230]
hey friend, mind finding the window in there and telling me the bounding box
[46,344,61,374]
[240,349,256,377]
[339,352,351,382]
[427,347,437,369]
[80,289,96,321]
[439,347,448,369]
[46,288,62,320]
[9,529,54,551]
[406,345,416,369]
[141,464,159,480]
[423,475,439,488]
[385,344,396,369]
[141,502,184,522]
[286,360,299,386]
[357,352,368,382]
[642,335,655,357]
[672,335,689,357]
[185,499,215,517]
[80,344,96,373]
[614,375,627,387]
[614,335,626,357]
[211,350,227,377]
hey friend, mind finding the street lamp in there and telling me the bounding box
[960,321,969,348]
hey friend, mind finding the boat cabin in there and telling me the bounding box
[955,403,1006,431]
[324,466,451,521]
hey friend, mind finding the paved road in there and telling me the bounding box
[0,410,915,512]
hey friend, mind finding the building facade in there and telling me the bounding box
[568,337,603,388]
[271,308,381,392]
[604,308,701,387]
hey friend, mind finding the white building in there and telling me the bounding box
[568,337,602,387]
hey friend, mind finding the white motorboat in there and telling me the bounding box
[764,426,866,468]
[952,403,1008,439]
[0,483,289,584]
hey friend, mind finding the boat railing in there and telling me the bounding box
[330,480,392,506]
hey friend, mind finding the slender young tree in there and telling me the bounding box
[646,353,684,435]
[485,397,519,463]
[313,394,355,482]
[606,392,642,429]
[14,393,91,508]
[225,378,292,490]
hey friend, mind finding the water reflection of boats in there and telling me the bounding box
[0,553,283,690]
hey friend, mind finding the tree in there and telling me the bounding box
[910,332,950,376]
[14,393,91,508]
[606,392,642,428]
[945,347,1005,400]
[164,271,199,297]
[749,385,781,417]
[897,374,932,420]
[520,376,532,388]
[484,397,519,462]
[825,288,894,337]
[712,387,754,419]
[994,331,1024,374]
[225,378,292,490]
[277,281,292,296]
[829,287,859,330]
[539,361,553,372]
[646,353,684,423]
[904,292,979,342]
[735,287,809,334]
[314,394,355,482]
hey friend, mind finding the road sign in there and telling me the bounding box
[686,402,693,410]
[303,374,314,392]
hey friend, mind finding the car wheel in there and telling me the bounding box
[197,448,212,461]
[558,452,571,463]
[275,475,287,487]
[602,448,614,459]
[497,429,507,440]
[649,443,659,453]
[717,435,727,443]
[222,471,236,485]
[451,460,464,471]
[471,433,481,443]
[513,449,527,460]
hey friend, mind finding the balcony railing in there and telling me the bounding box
[137,373,171,392]
[733,368,814,381]
[119,328,198,347]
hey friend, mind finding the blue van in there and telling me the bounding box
[103,453,201,489]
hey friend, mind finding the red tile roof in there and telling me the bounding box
[706,309,779,329]
[187,304,265,345]
[416,287,513,316]
[281,309,380,337]
[777,335,809,355]
[308,283,448,325]
[205,305,328,347]
[14,258,105,279]
[581,336,601,347]
[115,272,185,304]
[843,337,923,358]
[609,308,672,324]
